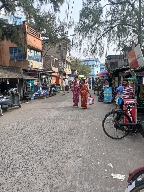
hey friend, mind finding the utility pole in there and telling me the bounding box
[138,0,142,46]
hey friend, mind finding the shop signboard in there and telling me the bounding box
[134,45,144,67]
[127,49,139,69]
[104,87,112,103]
[123,99,137,123]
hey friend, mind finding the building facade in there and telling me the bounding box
[81,58,101,76]
[42,41,71,84]
[0,21,43,73]
[100,63,105,72]
[0,8,24,25]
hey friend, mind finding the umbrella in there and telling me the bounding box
[100,71,109,75]
[97,73,105,77]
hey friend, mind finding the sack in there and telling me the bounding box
[87,96,94,105]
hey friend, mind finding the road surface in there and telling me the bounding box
[0,92,144,192]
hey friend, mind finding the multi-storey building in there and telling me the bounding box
[0,21,43,97]
[100,63,105,72]
[0,21,43,72]
[42,40,71,84]
[81,58,101,76]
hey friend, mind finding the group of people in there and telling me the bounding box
[71,76,91,109]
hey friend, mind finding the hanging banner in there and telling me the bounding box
[126,45,144,69]
[126,49,139,69]
[104,87,112,103]
[134,44,144,67]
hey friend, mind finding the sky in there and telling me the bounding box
[58,0,117,63]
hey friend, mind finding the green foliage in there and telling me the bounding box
[0,0,65,47]
[75,0,144,56]
[71,58,91,77]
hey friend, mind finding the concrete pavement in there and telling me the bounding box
[0,92,144,192]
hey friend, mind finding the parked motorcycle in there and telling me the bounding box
[49,84,57,96]
[98,89,104,102]
[0,88,21,115]
[125,166,144,191]
[127,166,144,183]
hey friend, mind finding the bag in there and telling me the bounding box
[65,85,69,91]
[91,96,94,104]
[118,97,123,105]
[87,96,94,105]
[71,85,74,91]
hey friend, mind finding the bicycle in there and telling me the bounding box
[102,101,144,139]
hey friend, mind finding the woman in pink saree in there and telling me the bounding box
[72,76,79,106]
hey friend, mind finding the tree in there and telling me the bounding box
[0,0,65,46]
[71,58,91,77]
[75,0,144,56]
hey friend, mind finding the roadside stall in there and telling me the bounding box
[135,72,144,112]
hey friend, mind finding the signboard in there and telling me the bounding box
[123,99,137,123]
[106,55,123,60]
[134,45,144,67]
[104,87,112,103]
[28,49,42,62]
[127,49,139,69]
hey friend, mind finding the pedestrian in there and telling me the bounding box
[72,75,79,107]
[88,78,91,89]
[92,77,95,90]
[80,78,91,109]
[62,78,65,95]
[115,85,123,109]
[94,78,97,94]
[65,78,69,93]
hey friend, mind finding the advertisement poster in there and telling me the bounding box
[104,87,112,103]
[123,99,137,123]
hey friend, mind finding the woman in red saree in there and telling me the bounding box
[80,79,91,109]
[72,76,79,106]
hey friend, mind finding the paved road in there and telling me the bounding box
[0,92,144,192]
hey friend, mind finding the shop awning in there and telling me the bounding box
[0,67,37,80]
[79,75,84,78]
[0,67,23,79]
[23,76,37,80]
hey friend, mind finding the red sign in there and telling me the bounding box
[123,99,137,123]
[127,49,139,69]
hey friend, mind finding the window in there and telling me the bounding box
[9,47,26,60]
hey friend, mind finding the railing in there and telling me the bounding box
[27,26,41,39]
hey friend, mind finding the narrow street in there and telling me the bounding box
[0,92,144,192]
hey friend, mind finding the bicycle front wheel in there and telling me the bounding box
[102,110,131,139]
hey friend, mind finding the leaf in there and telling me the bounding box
[75,0,144,56]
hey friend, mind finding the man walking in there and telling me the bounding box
[65,78,69,93]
